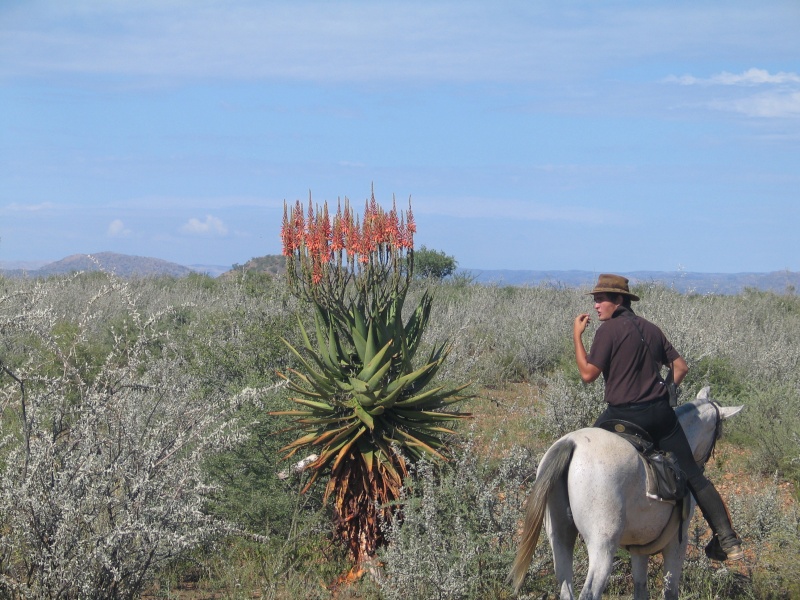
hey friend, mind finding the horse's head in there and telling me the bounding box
[676,386,744,465]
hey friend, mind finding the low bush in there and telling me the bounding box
[379,434,540,600]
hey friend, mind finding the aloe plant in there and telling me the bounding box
[274,193,471,567]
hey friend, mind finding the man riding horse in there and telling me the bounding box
[573,273,743,562]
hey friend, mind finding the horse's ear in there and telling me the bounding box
[720,405,744,420]
[696,386,711,402]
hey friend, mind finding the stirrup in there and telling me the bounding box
[705,535,744,562]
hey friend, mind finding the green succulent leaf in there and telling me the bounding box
[283,368,336,397]
[356,339,393,382]
[393,385,446,408]
[391,407,469,422]
[362,320,378,365]
[290,397,336,412]
[332,425,367,471]
[352,305,368,341]
[365,357,392,391]
[391,428,445,460]
[321,420,362,449]
[353,403,375,430]
[347,376,369,394]
[279,341,337,393]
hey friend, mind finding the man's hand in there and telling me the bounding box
[573,313,601,383]
[574,313,591,338]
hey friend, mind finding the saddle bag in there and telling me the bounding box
[646,451,687,502]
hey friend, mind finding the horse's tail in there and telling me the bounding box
[509,437,576,595]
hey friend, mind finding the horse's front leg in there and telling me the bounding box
[660,539,688,600]
[660,504,693,600]
[630,553,649,600]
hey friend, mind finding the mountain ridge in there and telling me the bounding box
[463,268,800,295]
[1,252,797,295]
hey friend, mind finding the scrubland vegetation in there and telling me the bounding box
[0,271,798,599]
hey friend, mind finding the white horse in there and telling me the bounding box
[510,387,743,600]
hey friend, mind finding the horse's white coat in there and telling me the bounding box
[510,387,743,600]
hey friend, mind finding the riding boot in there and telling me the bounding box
[693,483,744,561]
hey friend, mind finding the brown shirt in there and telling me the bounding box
[587,306,681,406]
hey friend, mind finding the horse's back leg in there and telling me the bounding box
[630,553,649,600]
[546,481,578,600]
[578,540,617,600]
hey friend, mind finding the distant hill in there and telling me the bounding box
[219,255,286,280]
[38,252,196,278]
[0,252,229,279]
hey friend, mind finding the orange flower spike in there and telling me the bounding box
[342,199,352,227]
[381,210,394,245]
[370,209,383,246]
[398,214,411,250]
[362,211,376,254]
[356,215,369,259]
[281,202,294,256]
[358,229,370,263]
[368,194,379,223]
[404,202,416,250]
[307,198,315,238]
[331,213,345,252]
[308,212,322,259]
[293,200,305,250]
[312,260,323,285]
[406,200,416,235]
[345,212,359,257]
[387,198,400,246]
[359,211,368,249]
[317,209,331,264]
[322,202,332,245]
[310,205,327,263]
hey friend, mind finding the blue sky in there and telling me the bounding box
[1,1,799,273]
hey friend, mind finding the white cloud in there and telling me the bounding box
[107,218,132,237]
[2,202,55,212]
[664,68,800,119]
[665,68,800,87]
[710,91,800,119]
[180,215,229,236]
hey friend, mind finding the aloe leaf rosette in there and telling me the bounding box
[276,291,470,472]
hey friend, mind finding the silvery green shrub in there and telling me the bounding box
[0,273,257,599]
[378,434,544,600]
[536,370,604,437]
[420,282,584,386]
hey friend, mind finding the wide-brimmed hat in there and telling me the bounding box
[587,273,640,301]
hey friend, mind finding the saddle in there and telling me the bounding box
[596,420,688,504]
